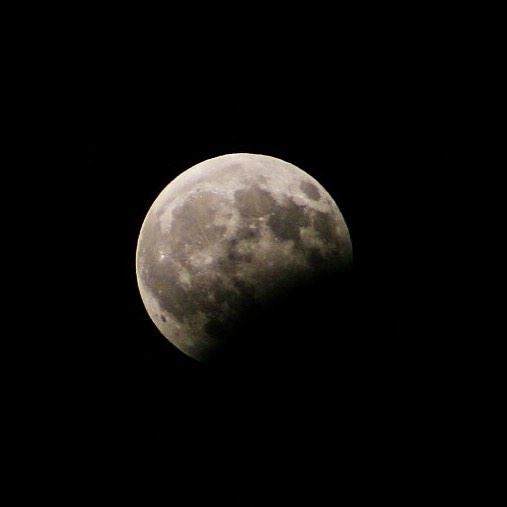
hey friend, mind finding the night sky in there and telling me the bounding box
[17,29,488,506]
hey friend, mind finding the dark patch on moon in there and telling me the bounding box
[235,226,260,241]
[234,186,276,219]
[268,197,311,242]
[313,210,339,244]
[156,272,234,325]
[227,249,253,263]
[234,184,313,247]
[160,315,167,322]
[307,248,325,268]
[300,181,321,200]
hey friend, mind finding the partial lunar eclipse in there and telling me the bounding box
[136,153,352,362]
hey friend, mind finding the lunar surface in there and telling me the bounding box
[136,153,352,362]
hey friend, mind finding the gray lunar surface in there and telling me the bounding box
[136,153,352,362]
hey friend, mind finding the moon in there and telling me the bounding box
[136,153,352,362]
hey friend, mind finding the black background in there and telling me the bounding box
[17,26,489,506]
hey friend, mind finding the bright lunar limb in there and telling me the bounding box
[136,153,352,362]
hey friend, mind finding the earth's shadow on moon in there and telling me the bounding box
[202,267,358,390]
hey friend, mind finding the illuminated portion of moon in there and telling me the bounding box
[136,153,352,362]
